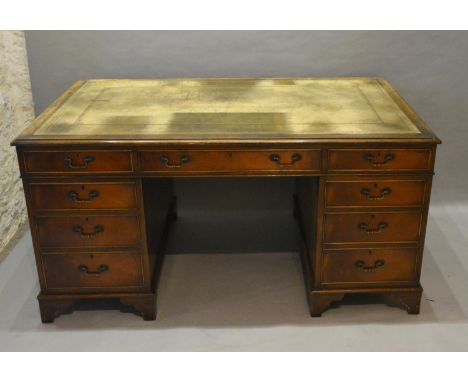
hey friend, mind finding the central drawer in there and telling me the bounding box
[324,211,422,244]
[35,215,142,249]
[140,149,321,173]
[42,251,145,291]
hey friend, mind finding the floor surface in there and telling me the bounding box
[1,192,468,351]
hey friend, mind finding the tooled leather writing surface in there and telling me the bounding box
[31,78,423,139]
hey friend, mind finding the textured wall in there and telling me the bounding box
[0,31,34,262]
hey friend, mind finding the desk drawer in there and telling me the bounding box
[23,150,133,174]
[231,150,321,172]
[30,182,138,211]
[42,251,144,291]
[322,248,417,285]
[36,215,141,249]
[327,149,431,172]
[324,212,422,244]
[140,150,231,173]
[325,179,426,208]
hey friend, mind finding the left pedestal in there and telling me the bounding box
[16,147,175,323]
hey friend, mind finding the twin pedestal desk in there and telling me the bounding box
[12,78,440,323]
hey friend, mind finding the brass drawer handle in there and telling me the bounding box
[63,155,95,169]
[355,260,385,272]
[360,187,392,200]
[159,155,190,168]
[357,222,388,234]
[68,190,100,203]
[78,264,109,275]
[269,153,302,167]
[72,224,104,238]
[364,152,395,167]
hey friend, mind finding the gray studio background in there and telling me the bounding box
[24,31,468,254]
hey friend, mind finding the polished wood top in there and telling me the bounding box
[13,78,440,145]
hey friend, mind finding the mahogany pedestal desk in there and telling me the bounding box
[12,78,440,323]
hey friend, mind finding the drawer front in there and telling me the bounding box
[23,150,133,174]
[231,150,321,172]
[327,149,431,171]
[324,212,422,244]
[42,252,144,290]
[36,215,141,249]
[140,150,231,173]
[325,179,426,208]
[321,248,417,284]
[30,182,138,211]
